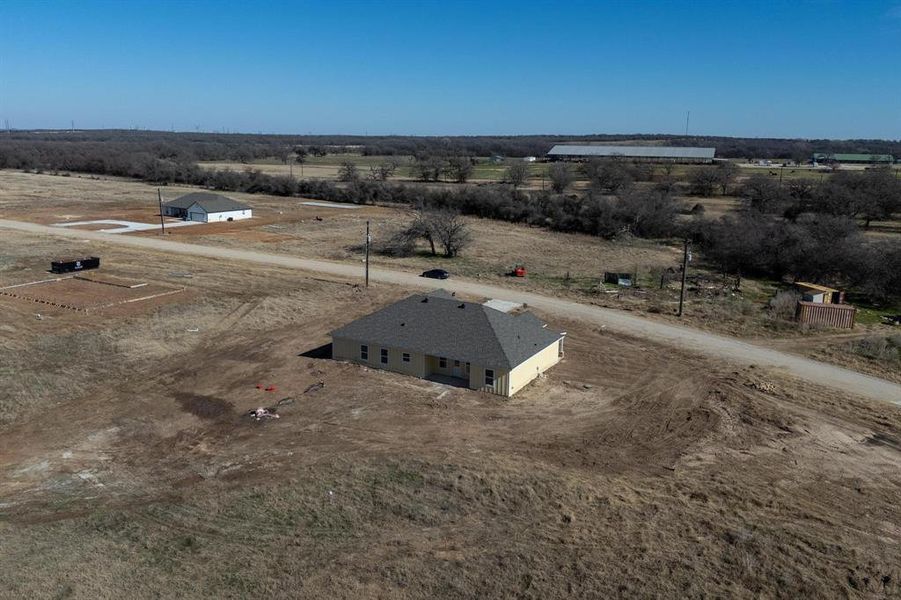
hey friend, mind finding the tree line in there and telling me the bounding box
[1,134,898,302]
[4,129,899,161]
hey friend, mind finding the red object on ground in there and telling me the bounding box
[255,384,263,389]
[265,385,277,392]
[513,266,526,277]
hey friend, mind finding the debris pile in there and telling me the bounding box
[248,407,280,421]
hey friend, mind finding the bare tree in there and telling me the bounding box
[408,209,438,255]
[714,161,739,195]
[413,154,446,182]
[338,161,359,182]
[444,156,474,183]
[368,157,399,181]
[401,208,471,257]
[548,162,572,193]
[504,161,530,188]
[581,159,633,193]
[430,210,472,257]
[689,167,719,196]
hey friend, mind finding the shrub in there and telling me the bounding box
[768,290,801,320]
[849,336,901,363]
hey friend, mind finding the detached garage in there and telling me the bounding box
[162,192,252,223]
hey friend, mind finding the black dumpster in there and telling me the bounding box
[51,256,100,274]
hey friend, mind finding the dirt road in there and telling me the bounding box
[2,218,899,404]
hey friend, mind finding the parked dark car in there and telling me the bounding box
[421,269,450,280]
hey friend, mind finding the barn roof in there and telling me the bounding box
[547,144,715,159]
[164,192,249,212]
[331,290,563,370]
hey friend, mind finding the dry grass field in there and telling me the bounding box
[0,170,681,292]
[198,156,594,191]
[2,169,899,382]
[1,228,899,598]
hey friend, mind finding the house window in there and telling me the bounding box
[380,348,389,364]
[485,369,495,386]
[402,353,410,363]
[360,345,368,360]
[439,357,447,368]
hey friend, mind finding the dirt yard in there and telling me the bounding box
[1,228,899,598]
[0,169,681,294]
[2,168,898,383]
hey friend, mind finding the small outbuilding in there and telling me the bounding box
[331,290,565,397]
[604,272,634,287]
[162,192,252,223]
[794,282,844,305]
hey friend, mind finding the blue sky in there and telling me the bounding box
[1,0,900,138]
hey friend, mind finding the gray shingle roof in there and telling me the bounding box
[331,291,563,370]
[547,145,715,159]
[163,192,250,212]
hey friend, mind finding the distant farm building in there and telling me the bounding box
[547,144,715,163]
[331,290,565,397]
[163,192,252,223]
[812,153,894,165]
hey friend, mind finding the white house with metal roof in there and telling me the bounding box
[162,192,252,223]
[547,144,715,163]
[330,290,565,397]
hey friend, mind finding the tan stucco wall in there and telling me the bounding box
[468,363,509,396]
[333,334,562,397]
[508,338,562,396]
[333,336,426,377]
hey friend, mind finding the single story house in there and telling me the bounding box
[162,192,252,223]
[331,290,565,397]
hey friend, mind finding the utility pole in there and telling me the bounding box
[157,188,166,235]
[364,220,371,288]
[685,110,690,136]
[678,239,691,317]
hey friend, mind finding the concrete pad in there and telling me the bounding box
[483,299,523,313]
[300,201,360,210]
[52,219,201,234]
